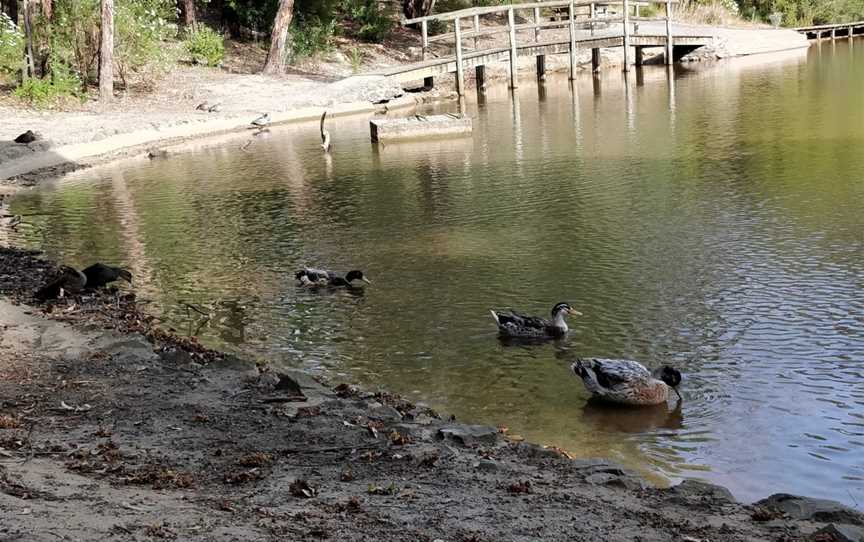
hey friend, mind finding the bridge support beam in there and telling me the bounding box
[454,17,465,96]
[423,76,434,90]
[508,8,518,89]
[591,48,601,72]
[622,0,631,72]
[568,0,577,80]
[635,46,645,66]
[475,65,485,90]
[665,0,674,65]
[536,55,546,81]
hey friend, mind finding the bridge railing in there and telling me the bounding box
[794,20,864,40]
[402,0,679,93]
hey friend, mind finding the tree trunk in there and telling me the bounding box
[402,0,436,20]
[178,0,195,30]
[39,0,50,20]
[1,0,18,22]
[22,0,35,80]
[99,0,114,102]
[262,0,294,75]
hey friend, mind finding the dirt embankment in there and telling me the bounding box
[1,246,863,541]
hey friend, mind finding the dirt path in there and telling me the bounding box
[1,247,862,541]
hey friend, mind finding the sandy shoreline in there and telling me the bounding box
[1,246,863,541]
[0,23,809,187]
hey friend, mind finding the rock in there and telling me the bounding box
[755,494,864,525]
[323,75,404,105]
[668,480,737,505]
[437,424,499,447]
[585,472,619,486]
[475,459,499,472]
[813,523,864,542]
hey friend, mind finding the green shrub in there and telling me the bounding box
[184,26,226,66]
[344,0,394,42]
[14,60,82,106]
[291,16,337,59]
[0,12,23,77]
[114,0,177,88]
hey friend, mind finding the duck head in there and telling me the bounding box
[118,268,133,284]
[551,302,582,318]
[658,366,682,399]
[345,270,371,284]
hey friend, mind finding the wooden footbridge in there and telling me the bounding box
[386,0,713,95]
[795,21,864,40]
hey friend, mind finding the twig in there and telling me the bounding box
[260,395,307,404]
[280,443,384,455]
[180,302,210,317]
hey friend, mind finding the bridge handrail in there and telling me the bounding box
[402,0,679,25]
[794,20,864,31]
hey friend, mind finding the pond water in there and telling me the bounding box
[7,40,864,507]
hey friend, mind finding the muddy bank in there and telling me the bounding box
[1,246,862,541]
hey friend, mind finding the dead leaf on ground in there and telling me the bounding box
[0,415,21,429]
[367,482,398,495]
[507,480,532,494]
[224,468,264,484]
[236,452,273,467]
[389,430,410,446]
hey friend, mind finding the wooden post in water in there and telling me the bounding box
[537,55,546,80]
[569,0,577,80]
[622,0,631,72]
[831,27,836,39]
[476,65,486,90]
[454,16,465,96]
[592,48,601,72]
[665,0,674,65]
[508,7,518,89]
[635,46,644,66]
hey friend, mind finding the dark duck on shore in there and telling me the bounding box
[35,266,87,300]
[572,358,682,406]
[14,130,40,144]
[82,263,132,289]
[295,267,371,287]
[490,302,582,339]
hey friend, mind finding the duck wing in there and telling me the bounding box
[577,358,651,389]
[296,267,336,285]
[490,309,552,335]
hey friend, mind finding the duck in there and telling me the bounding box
[490,302,582,338]
[251,112,270,129]
[35,265,87,300]
[14,130,40,144]
[295,267,371,287]
[82,263,132,289]
[571,358,682,406]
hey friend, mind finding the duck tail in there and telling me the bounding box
[571,359,588,378]
[489,309,500,327]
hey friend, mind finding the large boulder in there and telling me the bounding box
[437,424,499,447]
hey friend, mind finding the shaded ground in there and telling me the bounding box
[1,245,862,541]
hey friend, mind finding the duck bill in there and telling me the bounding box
[568,308,583,316]
[672,387,682,401]
[362,277,372,284]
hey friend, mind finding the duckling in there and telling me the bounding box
[82,263,132,289]
[490,302,582,338]
[35,265,87,300]
[295,268,371,287]
[571,358,682,406]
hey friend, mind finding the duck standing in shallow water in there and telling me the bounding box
[82,263,132,289]
[490,302,582,339]
[295,268,371,287]
[571,358,682,406]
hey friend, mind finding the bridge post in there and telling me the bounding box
[421,19,428,60]
[534,7,541,42]
[590,3,595,36]
[831,28,836,39]
[474,14,480,49]
[622,0,631,72]
[454,16,465,96]
[665,0,674,65]
[592,48,601,72]
[475,65,486,90]
[508,7,518,89]
[537,55,546,81]
[568,0,577,80]
[635,46,644,66]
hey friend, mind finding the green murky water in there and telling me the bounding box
[8,40,864,507]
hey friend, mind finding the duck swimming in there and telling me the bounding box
[295,267,371,287]
[571,358,682,406]
[82,263,132,289]
[490,302,582,338]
